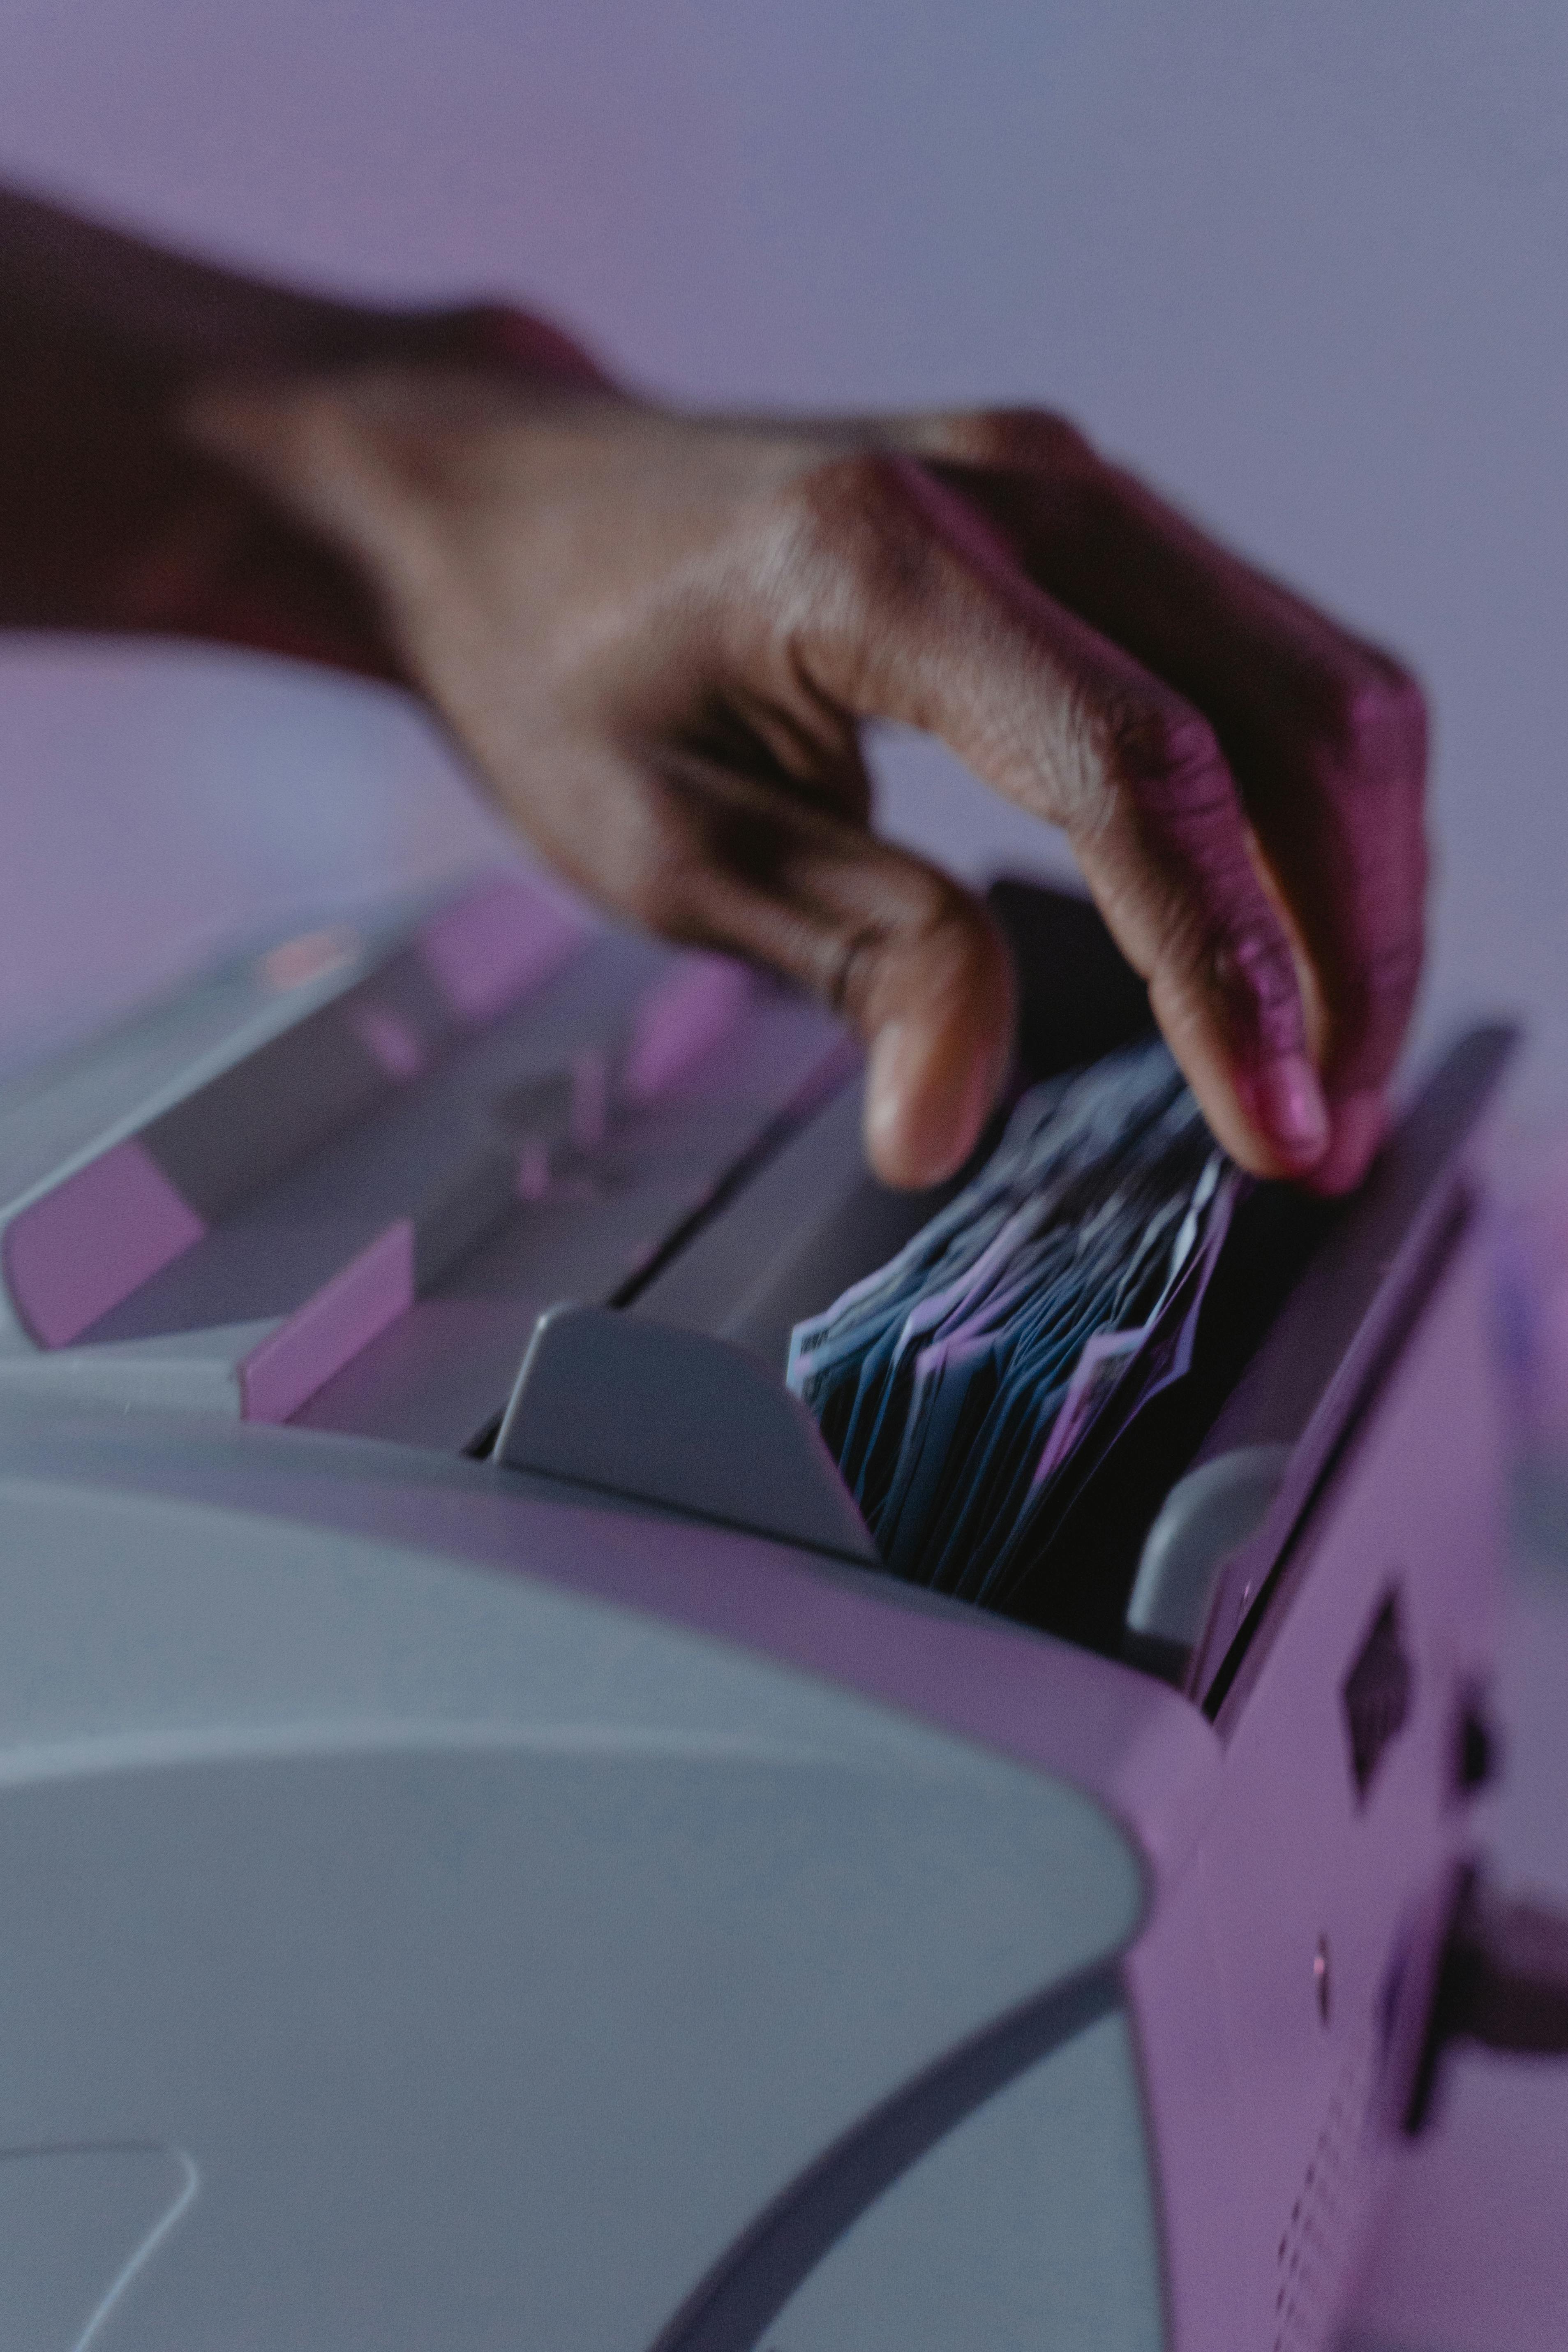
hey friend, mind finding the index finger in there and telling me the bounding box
[896,411,1428,1192]
[760,450,1330,1180]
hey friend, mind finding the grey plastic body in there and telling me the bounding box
[1127,1444,1291,1648]
[495,1300,876,1562]
[0,1399,1164,2352]
[0,1204,1506,2352]
[0,878,1516,2350]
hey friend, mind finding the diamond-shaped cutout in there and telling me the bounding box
[1342,1589,1413,1801]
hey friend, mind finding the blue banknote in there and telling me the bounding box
[788,1040,1239,1609]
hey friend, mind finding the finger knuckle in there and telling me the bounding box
[1049,688,1231,849]
[935,404,1098,475]
[1212,921,1301,1016]
[915,881,1000,986]
[1136,800,1304,1058]
[1307,657,1429,792]
[1188,916,1303,1059]
[792,450,932,587]
[1105,693,1227,810]
[831,872,991,1024]
[605,781,707,934]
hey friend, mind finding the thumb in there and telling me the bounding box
[582,745,1018,1187]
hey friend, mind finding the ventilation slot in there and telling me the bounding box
[1273,2034,1376,2352]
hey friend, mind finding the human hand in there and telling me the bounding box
[183,322,1426,1193]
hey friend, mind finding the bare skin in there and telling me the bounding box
[0,188,1427,1191]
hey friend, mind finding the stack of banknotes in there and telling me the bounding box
[787,1040,1239,1614]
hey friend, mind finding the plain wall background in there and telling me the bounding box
[1,0,1564,1109]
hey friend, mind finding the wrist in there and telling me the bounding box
[164,300,617,684]
[0,186,615,680]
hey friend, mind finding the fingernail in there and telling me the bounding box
[866,1020,995,1188]
[1246,1053,1330,1166]
[865,1018,910,1137]
[866,1022,949,1186]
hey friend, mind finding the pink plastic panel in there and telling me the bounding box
[239,1219,416,1424]
[1,1139,206,1347]
[624,955,753,1104]
[415,873,588,1025]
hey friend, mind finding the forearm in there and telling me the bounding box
[0,185,594,672]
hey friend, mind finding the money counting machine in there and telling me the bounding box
[0,866,1560,2352]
